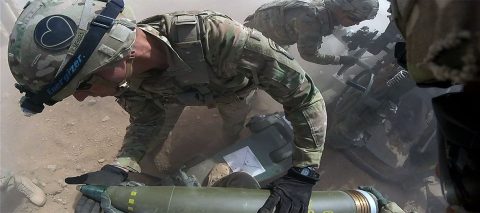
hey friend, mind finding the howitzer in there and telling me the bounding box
[79,185,379,213]
[342,26,379,51]
[336,23,404,77]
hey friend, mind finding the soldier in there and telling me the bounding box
[390,0,480,212]
[8,0,327,212]
[244,0,379,66]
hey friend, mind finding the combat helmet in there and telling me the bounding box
[329,0,379,21]
[390,0,480,86]
[8,0,136,115]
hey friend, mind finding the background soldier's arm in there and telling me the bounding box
[294,11,339,65]
[260,73,327,167]
[114,92,166,172]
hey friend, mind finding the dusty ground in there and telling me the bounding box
[0,0,442,212]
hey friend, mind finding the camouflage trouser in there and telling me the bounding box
[217,90,255,142]
[138,95,254,172]
[117,14,326,171]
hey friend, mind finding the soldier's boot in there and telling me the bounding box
[13,175,46,207]
[205,163,232,187]
[0,174,13,191]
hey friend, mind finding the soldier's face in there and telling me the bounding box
[73,60,128,101]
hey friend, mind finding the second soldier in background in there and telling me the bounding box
[245,0,379,66]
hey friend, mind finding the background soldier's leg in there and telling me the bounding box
[140,104,185,175]
[217,91,255,144]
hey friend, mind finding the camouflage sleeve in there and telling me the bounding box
[204,15,327,167]
[293,10,340,65]
[263,73,327,167]
[242,31,327,168]
[113,91,166,173]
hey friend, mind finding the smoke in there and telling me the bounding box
[0,0,395,177]
[128,0,270,21]
[350,0,391,32]
[2,1,441,212]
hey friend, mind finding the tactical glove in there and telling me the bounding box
[339,56,357,66]
[75,195,101,213]
[75,193,123,213]
[358,186,406,213]
[65,165,128,186]
[394,42,407,69]
[67,165,128,213]
[258,167,319,213]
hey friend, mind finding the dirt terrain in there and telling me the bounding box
[0,0,441,212]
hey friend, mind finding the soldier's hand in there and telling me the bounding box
[69,165,127,213]
[358,186,406,213]
[339,55,358,66]
[75,193,123,213]
[75,195,101,213]
[258,167,319,213]
[65,165,128,186]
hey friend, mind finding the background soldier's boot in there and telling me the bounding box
[205,163,232,187]
[13,175,46,207]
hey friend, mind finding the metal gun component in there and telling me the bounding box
[78,185,379,213]
[386,70,409,87]
[343,26,379,51]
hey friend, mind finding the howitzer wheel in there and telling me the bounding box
[325,69,375,150]
[333,70,375,117]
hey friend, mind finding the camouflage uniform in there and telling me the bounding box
[244,0,340,65]
[114,11,327,172]
[390,0,480,211]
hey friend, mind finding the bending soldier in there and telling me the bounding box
[244,0,379,66]
[8,0,327,212]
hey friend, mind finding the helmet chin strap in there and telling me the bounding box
[124,50,136,83]
[113,50,135,96]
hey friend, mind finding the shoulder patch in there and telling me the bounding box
[34,15,77,51]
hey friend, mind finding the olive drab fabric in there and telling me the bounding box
[390,0,480,85]
[114,11,327,172]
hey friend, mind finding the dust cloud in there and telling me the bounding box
[1,0,445,213]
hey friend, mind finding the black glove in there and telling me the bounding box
[258,167,319,213]
[358,186,388,207]
[339,56,357,66]
[67,165,128,213]
[394,42,407,69]
[65,165,128,186]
